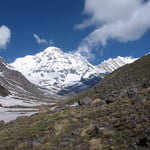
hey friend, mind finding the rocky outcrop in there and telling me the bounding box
[0,84,10,97]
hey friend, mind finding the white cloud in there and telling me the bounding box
[33,34,54,45]
[0,25,11,49]
[75,44,95,60]
[84,0,142,24]
[76,0,150,60]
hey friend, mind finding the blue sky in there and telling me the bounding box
[0,0,150,65]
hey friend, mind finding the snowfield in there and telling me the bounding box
[0,107,38,123]
[0,96,55,123]
[0,96,50,107]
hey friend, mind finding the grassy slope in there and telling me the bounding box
[0,89,149,150]
[91,54,150,100]
[0,55,149,150]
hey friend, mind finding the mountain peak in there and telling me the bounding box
[11,47,103,95]
[43,46,63,55]
[0,56,49,101]
[11,47,137,96]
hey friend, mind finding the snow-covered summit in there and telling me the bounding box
[43,46,64,54]
[98,56,137,73]
[11,47,104,95]
[0,56,52,101]
[11,47,137,95]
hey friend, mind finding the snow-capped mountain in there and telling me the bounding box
[11,47,137,96]
[0,57,59,123]
[0,57,54,103]
[97,56,137,73]
[11,47,106,95]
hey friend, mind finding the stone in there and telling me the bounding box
[78,97,92,106]
[0,84,10,97]
[127,88,138,98]
[51,105,67,113]
[91,99,106,107]
[119,89,128,98]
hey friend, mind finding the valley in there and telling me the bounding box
[0,47,137,123]
[0,52,149,150]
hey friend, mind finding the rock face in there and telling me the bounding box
[11,47,136,96]
[0,57,53,102]
[0,84,10,97]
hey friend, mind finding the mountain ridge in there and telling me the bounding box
[11,46,137,96]
[97,56,137,73]
[0,57,56,104]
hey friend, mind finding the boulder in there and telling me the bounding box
[0,84,10,97]
[91,99,106,107]
[78,97,92,106]
[51,105,67,113]
[127,88,138,98]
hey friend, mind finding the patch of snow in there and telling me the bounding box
[0,96,49,107]
[51,106,57,111]
[70,102,79,107]
[0,72,4,77]
[0,107,38,123]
